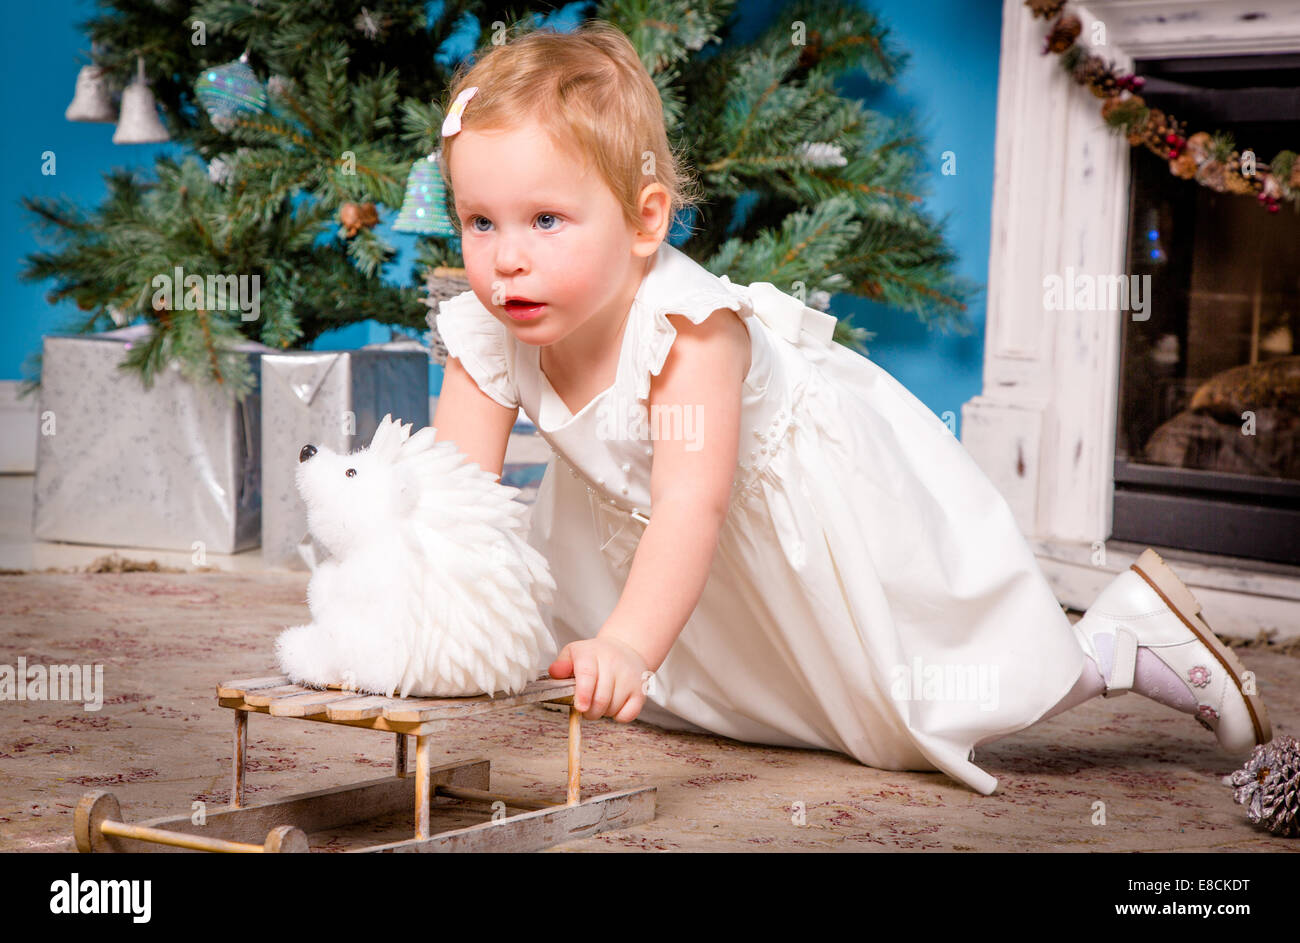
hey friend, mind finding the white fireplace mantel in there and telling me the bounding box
[961,0,1300,638]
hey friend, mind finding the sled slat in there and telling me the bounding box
[325,695,398,721]
[268,691,360,717]
[382,679,577,723]
[216,675,290,699]
[243,684,312,707]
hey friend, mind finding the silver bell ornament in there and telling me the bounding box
[112,57,169,144]
[65,64,117,122]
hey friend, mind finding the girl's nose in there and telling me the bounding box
[493,230,528,276]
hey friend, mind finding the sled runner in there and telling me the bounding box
[74,675,655,853]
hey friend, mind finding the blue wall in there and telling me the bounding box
[841,0,1002,435]
[4,2,157,376]
[5,0,1002,435]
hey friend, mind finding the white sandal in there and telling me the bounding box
[1073,548,1272,756]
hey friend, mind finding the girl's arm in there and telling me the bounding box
[599,307,751,672]
[431,355,517,480]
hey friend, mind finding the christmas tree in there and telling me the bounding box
[22,0,977,403]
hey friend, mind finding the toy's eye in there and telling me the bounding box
[345,468,357,478]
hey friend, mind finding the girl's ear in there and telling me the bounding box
[634,182,672,249]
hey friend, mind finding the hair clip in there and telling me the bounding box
[441,86,479,137]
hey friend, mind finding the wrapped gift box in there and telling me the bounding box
[260,344,429,569]
[32,324,268,554]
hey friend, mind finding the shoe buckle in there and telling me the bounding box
[1102,624,1139,698]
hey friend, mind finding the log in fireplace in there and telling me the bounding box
[1111,53,1300,565]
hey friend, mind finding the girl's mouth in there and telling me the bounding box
[504,299,546,321]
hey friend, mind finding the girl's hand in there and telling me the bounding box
[548,635,650,723]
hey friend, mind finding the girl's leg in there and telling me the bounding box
[977,548,1272,753]
[973,653,1103,749]
[974,626,1200,749]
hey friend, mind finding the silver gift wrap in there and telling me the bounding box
[260,345,430,570]
[32,325,267,554]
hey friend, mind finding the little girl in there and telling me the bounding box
[428,21,1272,796]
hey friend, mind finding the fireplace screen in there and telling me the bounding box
[1112,54,1300,565]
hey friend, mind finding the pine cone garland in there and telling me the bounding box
[1228,735,1300,838]
[1131,107,1168,154]
[1184,131,1212,165]
[1169,151,1198,179]
[1088,65,1120,99]
[1044,14,1082,54]
[1025,0,1067,19]
[1224,158,1256,195]
[1072,54,1107,87]
[1196,160,1229,192]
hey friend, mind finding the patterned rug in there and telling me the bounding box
[1,565,1296,852]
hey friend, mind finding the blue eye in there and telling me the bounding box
[466,213,559,231]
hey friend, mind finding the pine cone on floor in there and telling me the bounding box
[1228,735,1300,838]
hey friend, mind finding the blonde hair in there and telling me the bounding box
[438,20,702,237]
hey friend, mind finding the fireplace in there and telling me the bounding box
[962,0,1300,638]
[1111,54,1300,565]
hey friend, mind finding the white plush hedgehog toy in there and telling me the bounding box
[274,414,557,698]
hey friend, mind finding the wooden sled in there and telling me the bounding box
[74,675,655,853]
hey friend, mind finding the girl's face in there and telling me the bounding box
[447,119,654,348]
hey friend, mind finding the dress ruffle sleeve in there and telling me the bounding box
[433,290,520,409]
[631,282,753,402]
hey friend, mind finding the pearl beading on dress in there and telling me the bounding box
[546,384,810,520]
[554,444,649,522]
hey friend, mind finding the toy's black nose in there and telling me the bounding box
[299,444,317,463]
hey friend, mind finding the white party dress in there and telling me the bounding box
[435,240,1086,795]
